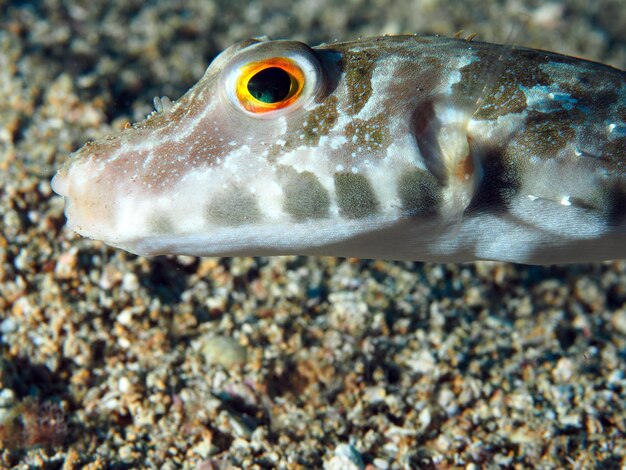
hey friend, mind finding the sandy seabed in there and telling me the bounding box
[0,0,625,468]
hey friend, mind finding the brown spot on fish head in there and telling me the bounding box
[334,172,379,219]
[569,80,618,109]
[270,95,340,157]
[344,112,390,153]
[279,167,330,220]
[300,95,340,146]
[328,38,446,128]
[385,56,442,100]
[342,49,376,115]
[269,39,445,169]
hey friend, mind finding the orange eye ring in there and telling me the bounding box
[235,57,305,113]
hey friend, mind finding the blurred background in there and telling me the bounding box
[0,0,625,468]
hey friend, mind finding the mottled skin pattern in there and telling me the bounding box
[52,35,626,264]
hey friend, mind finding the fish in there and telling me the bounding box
[51,35,626,264]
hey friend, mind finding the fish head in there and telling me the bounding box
[52,37,448,257]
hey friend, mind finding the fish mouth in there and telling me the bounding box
[51,167,77,233]
[50,160,106,240]
[51,169,69,198]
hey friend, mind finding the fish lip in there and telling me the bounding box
[50,169,69,198]
[50,169,76,230]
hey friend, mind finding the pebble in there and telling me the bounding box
[610,309,626,335]
[192,438,216,459]
[116,308,134,326]
[552,357,576,382]
[118,377,131,393]
[418,407,432,430]
[372,458,389,469]
[406,350,436,375]
[364,386,386,404]
[326,443,364,470]
[0,388,16,407]
[201,335,247,368]
[0,317,17,334]
[121,272,139,292]
[54,248,78,279]
[118,445,134,463]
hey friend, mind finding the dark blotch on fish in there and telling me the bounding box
[282,169,331,220]
[334,172,379,219]
[467,141,521,214]
[607,181,626,227]
[147,214,175,234]
[398,169,442,215]
[206,188,261,226]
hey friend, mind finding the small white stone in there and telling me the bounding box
[119,377,131,393]
[192,439,216,459]
[0,317,17,334]
[611,309,626,335]
[228,412,252,439]
[122,272,139,292]
[373,458,389,469]
[407,350,436,374]
[364,386,386,404]
[119,444,134,463]
[0,388,16,407]
[608,369,625,385]
[552,357,575,382]
[419,406,432,429]
[116,308,133,326]
[325,444,364,470]
[560,413,583,428]
[201,336,247,368]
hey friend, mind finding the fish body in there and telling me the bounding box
[51,35,626,264]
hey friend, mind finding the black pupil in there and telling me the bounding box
[247,67,292,103]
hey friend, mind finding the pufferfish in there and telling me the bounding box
[51,35,626,264]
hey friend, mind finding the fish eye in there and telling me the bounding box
[222,41,324,119]
[236,58,305,113]
[248,67,291,102]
